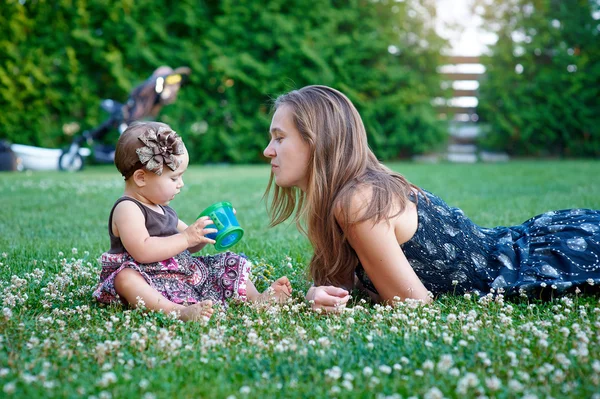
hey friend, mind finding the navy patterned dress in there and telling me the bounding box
[356,190,600,299]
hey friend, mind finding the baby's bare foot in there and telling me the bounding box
[258,276,292,304]
[178,300,214,322]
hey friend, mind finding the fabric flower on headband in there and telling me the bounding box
[136,126,185,175]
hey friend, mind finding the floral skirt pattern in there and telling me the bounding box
[93,250,251,307]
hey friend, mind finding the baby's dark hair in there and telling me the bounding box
[114,121,179,179]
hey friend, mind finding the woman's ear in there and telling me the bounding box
[132,169,147,187]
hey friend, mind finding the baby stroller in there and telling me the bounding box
[59,66,191,171]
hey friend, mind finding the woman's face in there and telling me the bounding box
[264,105,311,191]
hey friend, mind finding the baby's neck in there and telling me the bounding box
[122,189,163,213]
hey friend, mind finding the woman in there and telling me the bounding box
[263,85,600,312]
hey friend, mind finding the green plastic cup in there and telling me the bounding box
[197,201,244,251]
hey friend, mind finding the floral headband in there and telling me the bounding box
[136,126,185,175]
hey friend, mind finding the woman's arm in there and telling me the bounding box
[344,216,431,304]
[337,188,431,304]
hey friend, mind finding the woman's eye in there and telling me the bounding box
[275,137,283,143]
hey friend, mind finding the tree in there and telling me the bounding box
[0,0,448,162]
[475,0,600,156]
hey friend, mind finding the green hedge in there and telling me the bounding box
[475,0,600,157]
[0,0,447,163]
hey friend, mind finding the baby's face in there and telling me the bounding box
[145,148,189,206]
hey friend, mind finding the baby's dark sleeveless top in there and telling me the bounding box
[107,197,180,254]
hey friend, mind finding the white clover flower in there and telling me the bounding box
[325,366,342,380]
[369,376,380,386]
[423,387,444,399]
[463,293,471,300]
[507,379,523,392]
[456,372,479,394]
[71,248,78,255]
[330,385,341,394]
[393,363,402,371]
[341,380,353,391]
[139,379,149,390]
[422,360,434,370]
[3,382,16,394]
[97,372,117,388]
[587,278,595,285]
[485,376,501,391]
[363,366,373,377]
[379,365,392,374]
[135,296,146,309]
[239,386,251,395]
[142,393,156,399]
[552,369,565,383]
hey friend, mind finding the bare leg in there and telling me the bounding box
[245,279,262,302]
[114,268,213,321]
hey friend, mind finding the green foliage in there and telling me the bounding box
[475,0,600,157]
[0,0,447,162]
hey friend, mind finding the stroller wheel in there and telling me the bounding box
[58,150,84,171]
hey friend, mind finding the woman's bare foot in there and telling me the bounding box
[257,276,292,304]
[178,300,214,322]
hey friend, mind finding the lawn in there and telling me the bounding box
[1,160,600,398]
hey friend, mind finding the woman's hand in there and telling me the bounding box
[306,286,350,313]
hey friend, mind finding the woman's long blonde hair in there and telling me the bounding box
[265,85,420,288]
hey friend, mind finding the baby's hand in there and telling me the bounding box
[183,216,218,247]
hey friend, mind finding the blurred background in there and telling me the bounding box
[0,0,598,165]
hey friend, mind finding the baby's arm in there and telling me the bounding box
[113,201,216,263]
[114,268,214,322]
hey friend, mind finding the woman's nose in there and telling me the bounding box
[263,142,275,158]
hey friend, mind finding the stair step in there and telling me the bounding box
[449,123,480,140]
[480,151,510,163]
[448,144,477,154]
[447,153,477,163]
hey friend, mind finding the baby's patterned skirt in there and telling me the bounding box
[93,250,251,307]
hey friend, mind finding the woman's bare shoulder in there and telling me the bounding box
[333,184,375,224]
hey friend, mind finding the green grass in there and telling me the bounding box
[1,160,600,398]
